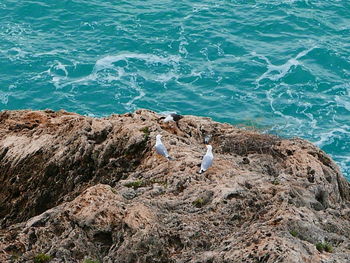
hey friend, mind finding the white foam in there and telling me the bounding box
[122,74,145,111]
[51,73,97,89]
[35,49,69,57]
[314,126,350,148]
[179,40,189,58]
[80,21,98,30]
[335,85,350,111]
[53,60,68,77]
[6,47,28,61]
[265,87,303,124]
[0,91,9,105]
[214,43,224,56]
[93,53,180,73]
[254,47,315,83]
[49,51,182,89]
[184,4,211,20]
[335,95,350,111]
[104,68,125,83]
[337,155,350,176]
[154,72,178,82]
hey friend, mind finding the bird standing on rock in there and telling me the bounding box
[155,134,173,160]
[163,113,183,123]
[199,145,213,174]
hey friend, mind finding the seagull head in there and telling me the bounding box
[206,145,212,151]
[156,134,162,140]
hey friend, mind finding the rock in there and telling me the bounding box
[120,188,137,200]
[0,109,349,263]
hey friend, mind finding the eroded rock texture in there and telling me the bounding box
[0,109,349,263]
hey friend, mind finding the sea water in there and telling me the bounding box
[0,0,349,179]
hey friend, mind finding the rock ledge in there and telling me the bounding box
[0,109,349,263]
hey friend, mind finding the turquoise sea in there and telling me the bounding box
[0,0,349,179]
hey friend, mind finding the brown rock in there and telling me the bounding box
[0,109,349,263]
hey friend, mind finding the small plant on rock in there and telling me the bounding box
[10,252,21,261]
[272,178,280,185]
[149,179,168,188]
[316,242,325,252]
[316,242,333,253]
[324,243,334,253]
[140,127,150,139]
[192,198,205,208]
[33,253,52,263]
[289,230,298,237]
[83,259,100,263]
[124,180,144,189]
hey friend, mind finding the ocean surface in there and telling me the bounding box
[0,0,349,179]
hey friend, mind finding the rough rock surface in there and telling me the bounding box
[0,109,349,263]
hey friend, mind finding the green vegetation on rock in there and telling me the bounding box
[272,178,280,185]
[192,198,205,208]
[289,230,298,237]
[124,179,167,190]
[316,242,333,253]
[140,127,150,139]
[124,180,144,189]
[83,259,100,263]
[33,253,52,263]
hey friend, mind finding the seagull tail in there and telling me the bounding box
[167,155,174,161]
[198,168,205,174]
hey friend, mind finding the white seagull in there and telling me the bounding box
[199,145,213,174]
[163,113,183,123]
[155,134,172,160]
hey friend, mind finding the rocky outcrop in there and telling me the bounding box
[0,109,349,263]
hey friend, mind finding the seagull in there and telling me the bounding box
[155,134,172,160]
[163,113,183,123]
[199,145,213,174]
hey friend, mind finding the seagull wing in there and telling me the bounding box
[156,143,169,157]
[201,154,213,171]
[163,115,173,122]
[171,114,183,122]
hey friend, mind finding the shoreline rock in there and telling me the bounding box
[0,109,349,263]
